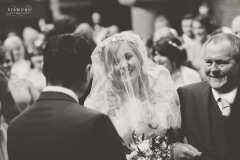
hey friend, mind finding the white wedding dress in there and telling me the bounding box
[85,32,181,143]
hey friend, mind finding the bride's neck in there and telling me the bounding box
[133,78,141,100]
[131,77,143,100]
[114,77,145,101]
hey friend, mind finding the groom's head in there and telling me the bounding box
[43,34,92,96]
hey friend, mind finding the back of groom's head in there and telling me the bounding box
[43,34,91,88]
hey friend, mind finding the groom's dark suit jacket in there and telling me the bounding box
[7,91,126,160]
[178,81,240,160]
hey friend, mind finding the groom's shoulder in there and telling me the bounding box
[9,103,106,127]
[68,103,109,122]
[68,102,102,115]
[68,104,113,131]
[79,104,105,117]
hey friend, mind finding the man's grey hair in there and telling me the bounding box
[203,33,240,62]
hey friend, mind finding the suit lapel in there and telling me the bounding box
[216,87,240,159]
[197,82,214,153]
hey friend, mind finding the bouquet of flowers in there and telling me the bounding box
[122,129,176,160]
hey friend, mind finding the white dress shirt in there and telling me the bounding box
[212,87,238,112]
[43,86,79,103]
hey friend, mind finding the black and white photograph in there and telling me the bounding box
[0,0,240,160]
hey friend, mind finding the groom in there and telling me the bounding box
[7,34,126,160]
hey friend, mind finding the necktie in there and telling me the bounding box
[217,98,231,117]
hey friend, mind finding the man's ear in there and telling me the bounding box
[42,66,50,85]
[85,64,92,81]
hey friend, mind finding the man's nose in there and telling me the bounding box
[210,63,220,73]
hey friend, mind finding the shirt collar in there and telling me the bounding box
[212,87,238,104]
[43,86,79,103]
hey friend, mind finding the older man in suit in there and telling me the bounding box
[7,34,126,160]
[173,33,240,160]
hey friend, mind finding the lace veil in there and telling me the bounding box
[84,32,181,142]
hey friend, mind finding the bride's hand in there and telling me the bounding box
[172,143,202,160]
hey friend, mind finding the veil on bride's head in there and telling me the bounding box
[85,32,181,137]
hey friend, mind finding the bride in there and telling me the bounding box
[84,31,181,143]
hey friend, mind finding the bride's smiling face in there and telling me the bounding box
[108,42,142,84]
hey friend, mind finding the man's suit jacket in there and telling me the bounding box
[178,81,240,160]
[7,92,126,160]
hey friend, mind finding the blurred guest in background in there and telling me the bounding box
[180,13,194,46]
[154,15,170,31]
[231,15,240,38]
[47,15,77,39]
[211,26,233,36]
[188,15,216,78]
[0,46,20,160]
[106,25,119,38]
[153,36,201,88]
[92,12,106,44]
[91,12,120,44]
[192,15,215,43]
[153,15,178,43]
[180,14,197,69]
[92,12,103,33]
[39,18,55,36]
[25,50,46,92]
[0,47,39,112]
[198,1,212,16]
[3,35,31,79]
[74,23,96,51]
[93,25,120,45]
[0,70,20,160]
[49,0,68,21]
[22,27,40,56]
[153,26,178,43]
